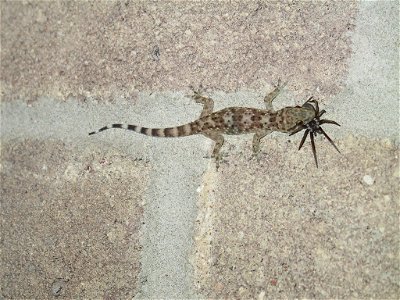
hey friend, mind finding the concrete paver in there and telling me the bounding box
[1,1,398,299]
[193,136,399,298]
[1,140,147,298]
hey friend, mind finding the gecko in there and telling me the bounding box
[89,81,340,168]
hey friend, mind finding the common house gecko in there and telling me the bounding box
[89,81,340,167]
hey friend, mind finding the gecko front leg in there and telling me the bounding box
[264,79,287,111]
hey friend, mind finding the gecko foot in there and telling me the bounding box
[275,78,288,90]
[250,151,263,163]
[212,152,229,170]
[188,84,205,98]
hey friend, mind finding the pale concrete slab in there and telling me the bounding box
[1,0,398,299]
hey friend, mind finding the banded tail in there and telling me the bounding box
[89,122,198,137]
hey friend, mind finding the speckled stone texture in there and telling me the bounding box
[194,135,399,298]
[1,140,148,299]
[1,1,357,103]
[1,0,398,298]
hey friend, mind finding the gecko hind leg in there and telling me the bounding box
[252,130,272,154]
[203,132,224,169]
[264,79,287,111]
[251,130,273,162]
[190,86,215,118]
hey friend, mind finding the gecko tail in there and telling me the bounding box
[89,123,196,137]
[89,123,138,135]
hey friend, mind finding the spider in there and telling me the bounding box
[289,97,341,167]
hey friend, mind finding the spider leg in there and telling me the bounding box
[319,127,341,153]
[314,100,319,115]
[320,119,340,127]
[302,101,316,114]
[298,129,309,150]
[310,131,318,168]
[318,109,326,118]
[289,125,306,136]
[306,96,314,102]
[305,97,319,114]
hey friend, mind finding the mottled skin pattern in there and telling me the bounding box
[89,81,335,167]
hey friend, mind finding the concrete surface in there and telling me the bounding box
[1,140,147,299]
[194,135,399,298]
[1,1,399,299]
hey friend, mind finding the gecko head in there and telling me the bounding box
[278,98,315,133]
[288,97,341,167]
[286,97,319,132]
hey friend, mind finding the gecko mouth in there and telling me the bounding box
[289,98,340,168]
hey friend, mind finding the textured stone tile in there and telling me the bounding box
[1,140,149,299]
[194,135,399,298]
[1,1,357,102]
